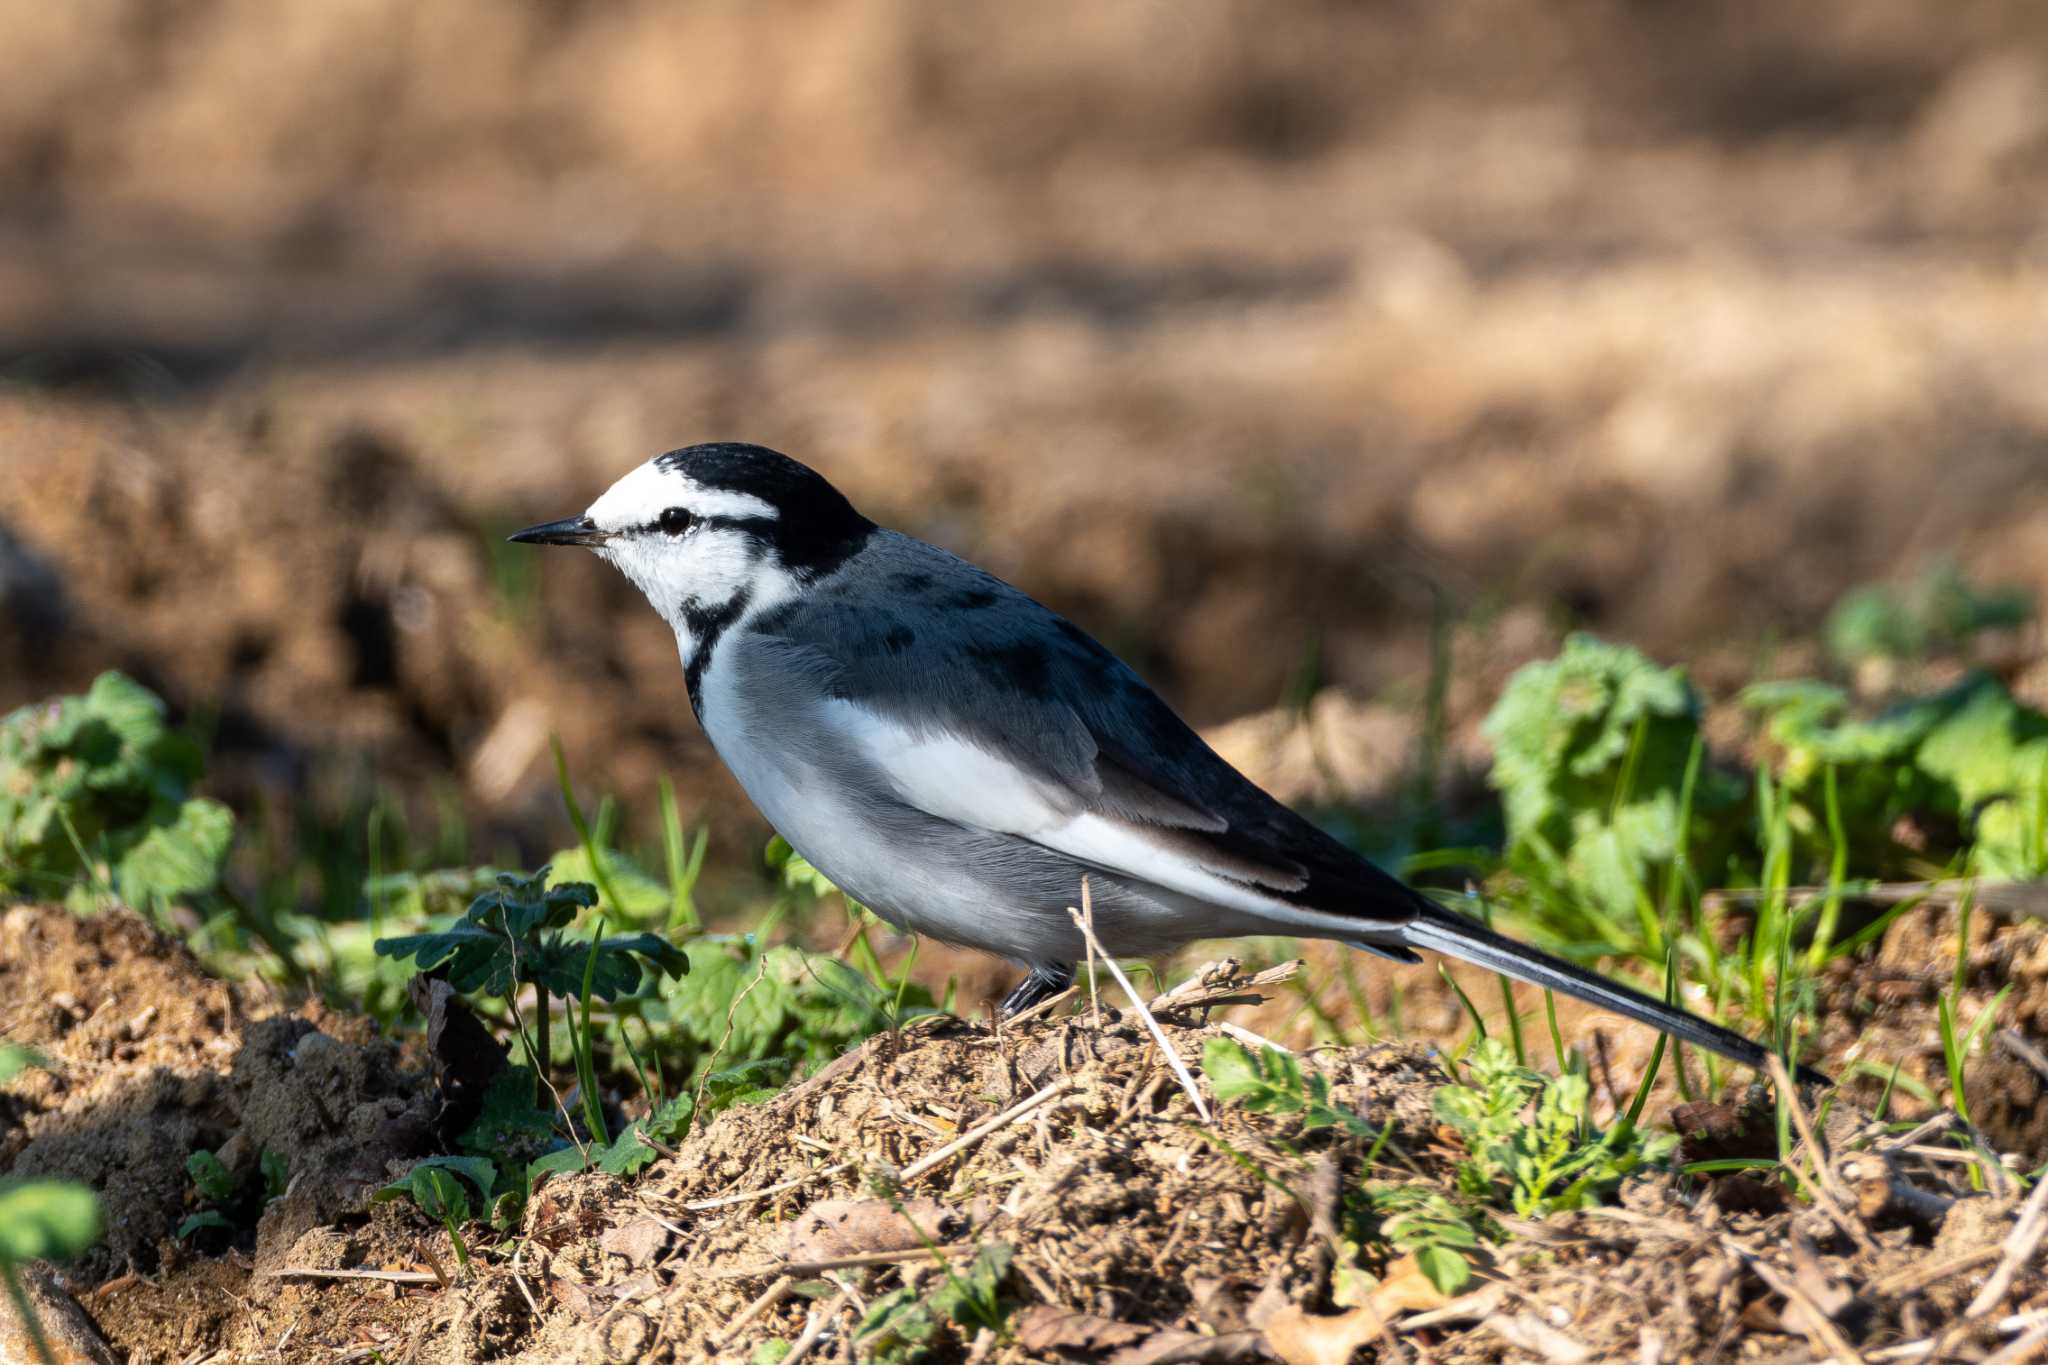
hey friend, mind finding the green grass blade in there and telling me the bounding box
[1476,890,1526,1066]
[1543,989,1568,1074]
[1440,963,1487,1045]
[657,776,704,933]
[1804,765,1849,971]
[550,734,625,917]
[1953,882,1977,998]
[574,915,611,1145]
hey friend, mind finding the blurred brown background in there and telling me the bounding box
[3,0,2047,880]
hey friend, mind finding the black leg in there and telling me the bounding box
[999,963,1075,1017]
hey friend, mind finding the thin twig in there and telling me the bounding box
[713,1276,795,1349]
[708,1246,976,1281]
[498,940,584,1162]
[1003,984,1077,1028]
[1873,1112,1958,1152]
[781,1287,852,1365]
[687,1077,1071,1215]
[1768,1054,1877,1256]
[1723,1238,1868,1365]
[682,1162,849,1212]
[1066,900,1212,1123]
[1870,1246,1994,1298]
[1079,878,1102,1027]
[1968,1164,2048,1318]
[1220,1020,1292,1054]
[274,1268,442,1285]
[1148,958,1303,1013]
[1984,1322,2048,1365]
[694,952,772,1114]
[900,1078,1074,1182]
[507,1243,540,1317]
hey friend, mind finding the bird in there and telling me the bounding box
[512,442,1825,1083]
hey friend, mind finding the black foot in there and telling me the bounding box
[999,964,1075,1017]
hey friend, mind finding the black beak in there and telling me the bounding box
[507,515,610,547]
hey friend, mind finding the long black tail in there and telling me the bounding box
[1396,911,1832,1087]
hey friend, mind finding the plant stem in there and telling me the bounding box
[441,1217,470,1272]
[534,990,550,1109]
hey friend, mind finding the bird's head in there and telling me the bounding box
[510,442,873,650]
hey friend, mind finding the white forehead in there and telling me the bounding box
[584,459,779,529]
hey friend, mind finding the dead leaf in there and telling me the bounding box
[599,1218,672,1268]
[1262,1303,1386,1365]
[1260,1252,1452,1365]
[408,976,508,1141]
[786,1197,958,1261]
[1372,1253,1453,1315]
[549,1276,602,1319]
[1015,1308,1265,1363]
[1015,1306,1148,1353]
[1109,1330,1270,1365]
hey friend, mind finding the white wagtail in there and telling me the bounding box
[514,443,1822,1081]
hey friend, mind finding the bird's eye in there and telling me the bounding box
[658,507,692,536]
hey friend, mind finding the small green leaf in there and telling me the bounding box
[0,1044,50,1085]
[0,1181,102,1261]
[527,1146,594,1182]
[1200,1037,1263,1104]
[116,797,233,906]
[261,1149,290,1203]
[186,1149,236,1204]
[1415,1245,1471,1295]
[457,1066,561,1164]
[176,1211,233,1241]
[374,1156,496,1222]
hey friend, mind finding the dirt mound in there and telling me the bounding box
[0,904,439,1360]
[6,906,2047,1363]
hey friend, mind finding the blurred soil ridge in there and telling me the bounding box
[3,0,2048,859]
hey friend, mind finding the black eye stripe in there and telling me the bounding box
[638,513,778,538]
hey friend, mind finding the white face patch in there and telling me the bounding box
[584,460,778,533]
[584,457,798,668]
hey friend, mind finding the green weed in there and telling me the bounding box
[0,1045,102,1365]
[371,1156,498,1271]
[374,864,688,1109]
[855,1242,1013,1362]
[0,672,232,916]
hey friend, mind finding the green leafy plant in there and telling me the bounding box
[372,1156,498,1271]
[1433,1038,1675,1218]
[1200,1037,1376,1137]
[374,865,688,1103]
[1824,560,2033,669]
[0,1045,103,1365]
[855,1243,1013,1362]
[1482,635,1739,956]
[0,671,232,913]
[1351,1182,1481,1296]
[176,1144,290,1242]
[528,1091,696,1182]
[636,935,936,1090]
[1746,675,2048,879]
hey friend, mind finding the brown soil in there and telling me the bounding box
[5,904,2048,1364]
[0,904,446,1362]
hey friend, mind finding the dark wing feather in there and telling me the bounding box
[757,533,1425,920]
